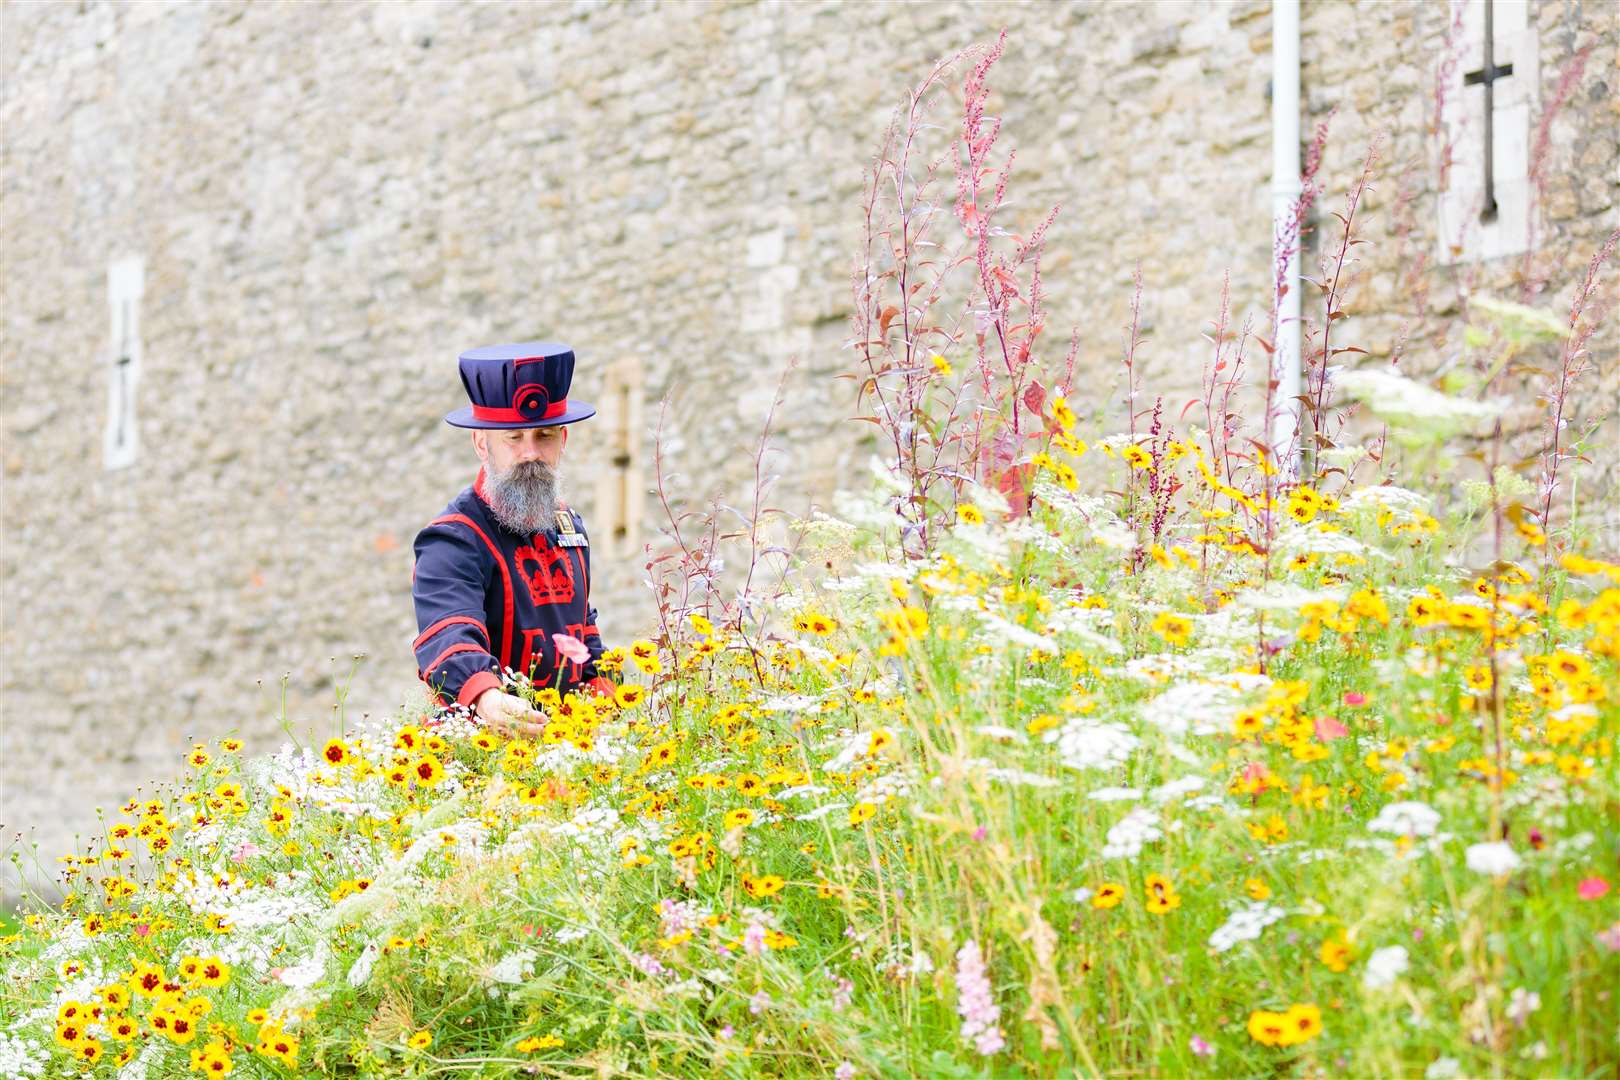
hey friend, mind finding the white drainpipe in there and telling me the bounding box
[1271,0,1302,474]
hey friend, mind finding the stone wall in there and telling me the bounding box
[1,0,1614,901]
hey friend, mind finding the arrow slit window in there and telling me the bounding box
[1437,0,1540,264]
[105,256,145,470]
[594,358,643,559]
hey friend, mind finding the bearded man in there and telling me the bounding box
[411,341,613,736]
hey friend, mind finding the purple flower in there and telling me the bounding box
[953,939,1005,1056]
[1189,1035,1215,1058]
[832,975,855,1012]
[749,990,771,1016]
[835,1065,856,1080]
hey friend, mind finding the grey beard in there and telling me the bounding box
[487,459,562,535]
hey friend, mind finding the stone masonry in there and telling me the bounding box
[1,0,1614,902]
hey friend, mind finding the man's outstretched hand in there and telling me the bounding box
[473,688,548,738]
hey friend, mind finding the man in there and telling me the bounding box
[411,341,613,737]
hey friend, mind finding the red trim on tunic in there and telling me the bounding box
[413,615,490,651]
[456,670,501,710]
[422,642,488,678]
[430,512,514,671]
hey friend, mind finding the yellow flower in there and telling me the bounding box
[687,612,714,637]
[1122,444,1152,469]
[1244,877,1271,900]
[1318,935,1352,973]
[742,874,786,899]
[320,739,350,767]
[1051,396,1077,432]
[723,808,755,829]
[629,639,661,674]
[1281,1003,1323,1045]
[1151,612,1193,647]
[1144,873,1180,915]
[516,1034,565,1052]
[1247,1009,1288,1047]
[848,802,878,827]
[128,962,166,998]
[930,353,953,377]
[957,503,984,525]
[411,755,444,787]
[1091,883,1125,909]
[406,1030,432,1051]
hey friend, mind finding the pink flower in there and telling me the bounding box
[1189,1035,1215,1058]
[553,633,590,664]
[230,841,261,863]
[1342,691,1368,707]
[954,939,1005,1056]
[1314,716,1348,741]
[1597,923,1620,953]
[1578,876,1610,901]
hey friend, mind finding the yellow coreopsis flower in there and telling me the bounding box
[742,874,786,899]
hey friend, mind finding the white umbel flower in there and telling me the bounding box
[1465,841,1521,876]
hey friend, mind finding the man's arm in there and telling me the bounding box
[411,520,502,709]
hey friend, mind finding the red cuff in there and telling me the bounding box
[456,671,502,710]
[587,676,615,699]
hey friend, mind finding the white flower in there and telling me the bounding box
[488,948,538,985]
[1207,902,1286,952]
[273,942,331,988]
[1100,807,1162,859]
[971,724,1027,743]
[1149,776,1206,803]
[1363,945,1409,989]
[761,692,824,713]
[979,766,1059,789]
[0,1032,48,1080]
[1506,987,1541,1026]
[1087,787,1143,802]
[1367,801,1441,838]
[1139,680,1246,737]
[1425,1056,1462,1080]
[1465,841,1521,876]
[346,942,381,988]
[1050,719,1139,771]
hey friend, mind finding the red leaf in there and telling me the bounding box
[996,462,1037,517]
[879,306,900,335]
[1023,379,1046,418]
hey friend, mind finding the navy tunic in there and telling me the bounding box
[411,466,605,708]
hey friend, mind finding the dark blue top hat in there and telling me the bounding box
[445,341,598,430]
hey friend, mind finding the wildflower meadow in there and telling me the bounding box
[3,34,1617,1080]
